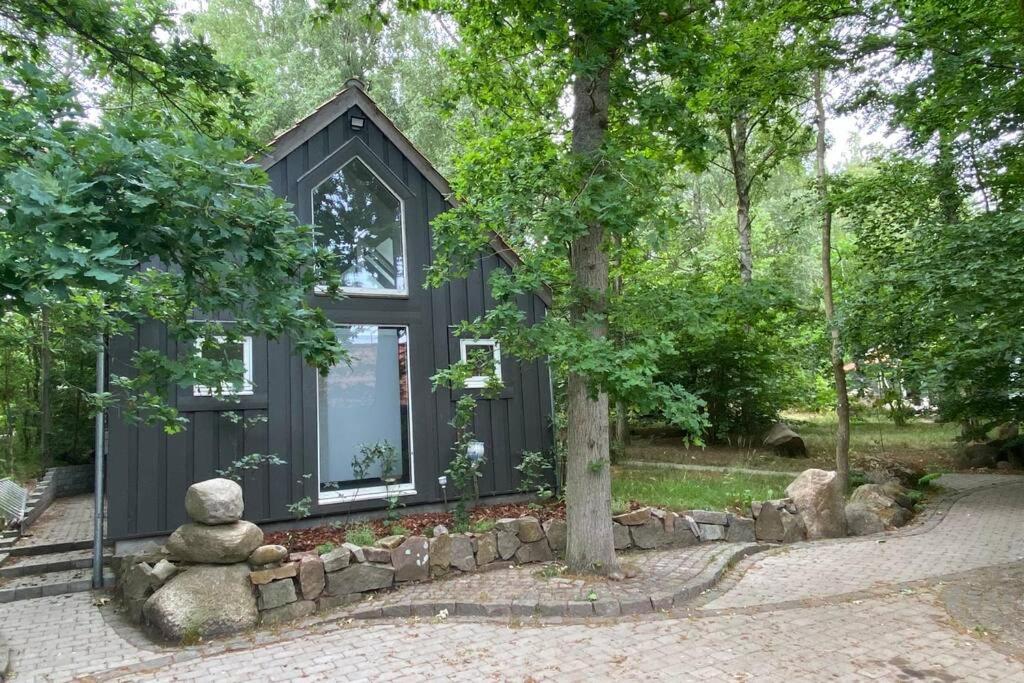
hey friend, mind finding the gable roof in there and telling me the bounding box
[259,79,551,307]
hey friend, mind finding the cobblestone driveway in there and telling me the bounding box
[2,474,1023,681]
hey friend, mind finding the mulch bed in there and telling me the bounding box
[266,500,568,553]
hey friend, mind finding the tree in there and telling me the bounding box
[695,0,814,283]
[186,0,464,168]
[391,0,713,575]
[814,70,850,491]
[0,1,343,437]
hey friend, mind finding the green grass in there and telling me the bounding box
[785,411,958,457]
[611,465,794,513]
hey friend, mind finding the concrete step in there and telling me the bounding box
[0,566,115,603]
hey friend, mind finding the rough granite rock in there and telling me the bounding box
[249,562,298,585]
[260,599,315,626]
[516,516,544,543]
[248,545,288,567]
[342,542,365,563]
[496,530,521,559]
[429,533,452,568]
[845,502,886,536]
[450,535,476,571]
[542,519,567,552]
[612,508,652,526]
[166,521,263,564]
[298,556,326,599]
[725,516,756,543]
[184,478,244,525]
[362,546,392,563]
[612,523,632,550]
[121,562,162,623]
[785,469,847,540]
[326,563,394,595]
[630,518,672,549]
[143,564,258,640]
[763,422,807,458]
[671,523,700,546]
[514,539,554,564]
[320,546,351,573]
[851,484,913,528]
[494,518,520,534]
[391,536,430,582]
[780,509,807,543]
[258,579,297,610]
[376,535,405,550]
[690,510,729,526]
[754,503,785,542]
[473,532,498,567]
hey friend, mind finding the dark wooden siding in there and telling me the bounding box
[106,104,554,539]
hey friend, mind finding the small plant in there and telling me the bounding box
[516,450,554,500]
[471,518,496,533]
[535,563,566,579]
[918,472,944,488]
[286,496,312,519]
[316,542,335,555]
[389,524,410,537]
[179,621,203,646]
[346,524,375,547]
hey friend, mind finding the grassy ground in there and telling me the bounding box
[624,411,959,476]
[611,465,794,514]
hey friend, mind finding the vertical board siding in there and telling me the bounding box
[105,103,554,539]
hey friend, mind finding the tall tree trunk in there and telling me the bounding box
[39,306,53,470]
[728,112,753,284]
[814,71,850,493]
[564,64,621,577]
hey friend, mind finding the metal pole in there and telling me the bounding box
[92,334,105,589]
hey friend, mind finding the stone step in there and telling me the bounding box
[5,539,96,557]
[0,566,115,603]
[0,550,111,579]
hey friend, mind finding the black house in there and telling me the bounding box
[106,80,554,541]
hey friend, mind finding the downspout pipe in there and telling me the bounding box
[92,335,105,589]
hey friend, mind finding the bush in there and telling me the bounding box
[345,524,375,547]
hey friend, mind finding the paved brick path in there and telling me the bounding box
[1,474,1022,681]
[14,495,99,548]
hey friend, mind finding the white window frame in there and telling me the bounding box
[311,156,409,298]
[192,336,254,397]
[460,338,502,389]
[316,324,417,505]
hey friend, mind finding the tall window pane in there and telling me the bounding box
[312,158,406,293]
[318,325,411,495]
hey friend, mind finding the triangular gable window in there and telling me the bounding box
[313,157,407,295]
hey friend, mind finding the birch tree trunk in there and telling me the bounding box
[814,70,850,492]
[564,63,621,576]
[728,112,754,284]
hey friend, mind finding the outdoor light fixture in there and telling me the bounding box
[467,440,485,465]
[350,115,365,131]
[438,475,448,512]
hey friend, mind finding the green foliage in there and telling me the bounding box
[469,518,495,533]
[316,542,335,555]
[515,451,554,500]
[611,466,793,512]
[216,452,286,482]
[286,496,313,520]
[345,524,376,547]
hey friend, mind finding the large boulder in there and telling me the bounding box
[166,520,264,564]
[143,564,258,641]
[763,422,807,458]
[845,502,885,536]
[957,442,1000,469]
[850,484,912,528]
[785,469,847,539]
[184,478,244,525]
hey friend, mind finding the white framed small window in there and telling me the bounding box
[460,339,501,389]
[193,336,254,397]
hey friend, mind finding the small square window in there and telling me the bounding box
[193,336,254,397]
[460,339,501,389]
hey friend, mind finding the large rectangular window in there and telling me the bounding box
[317,325,413,502]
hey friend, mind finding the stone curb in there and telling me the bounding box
[343,542,768,622]
[0,554,111,580]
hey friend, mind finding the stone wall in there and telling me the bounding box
[116,490,761,639]
[51,465,94,497]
